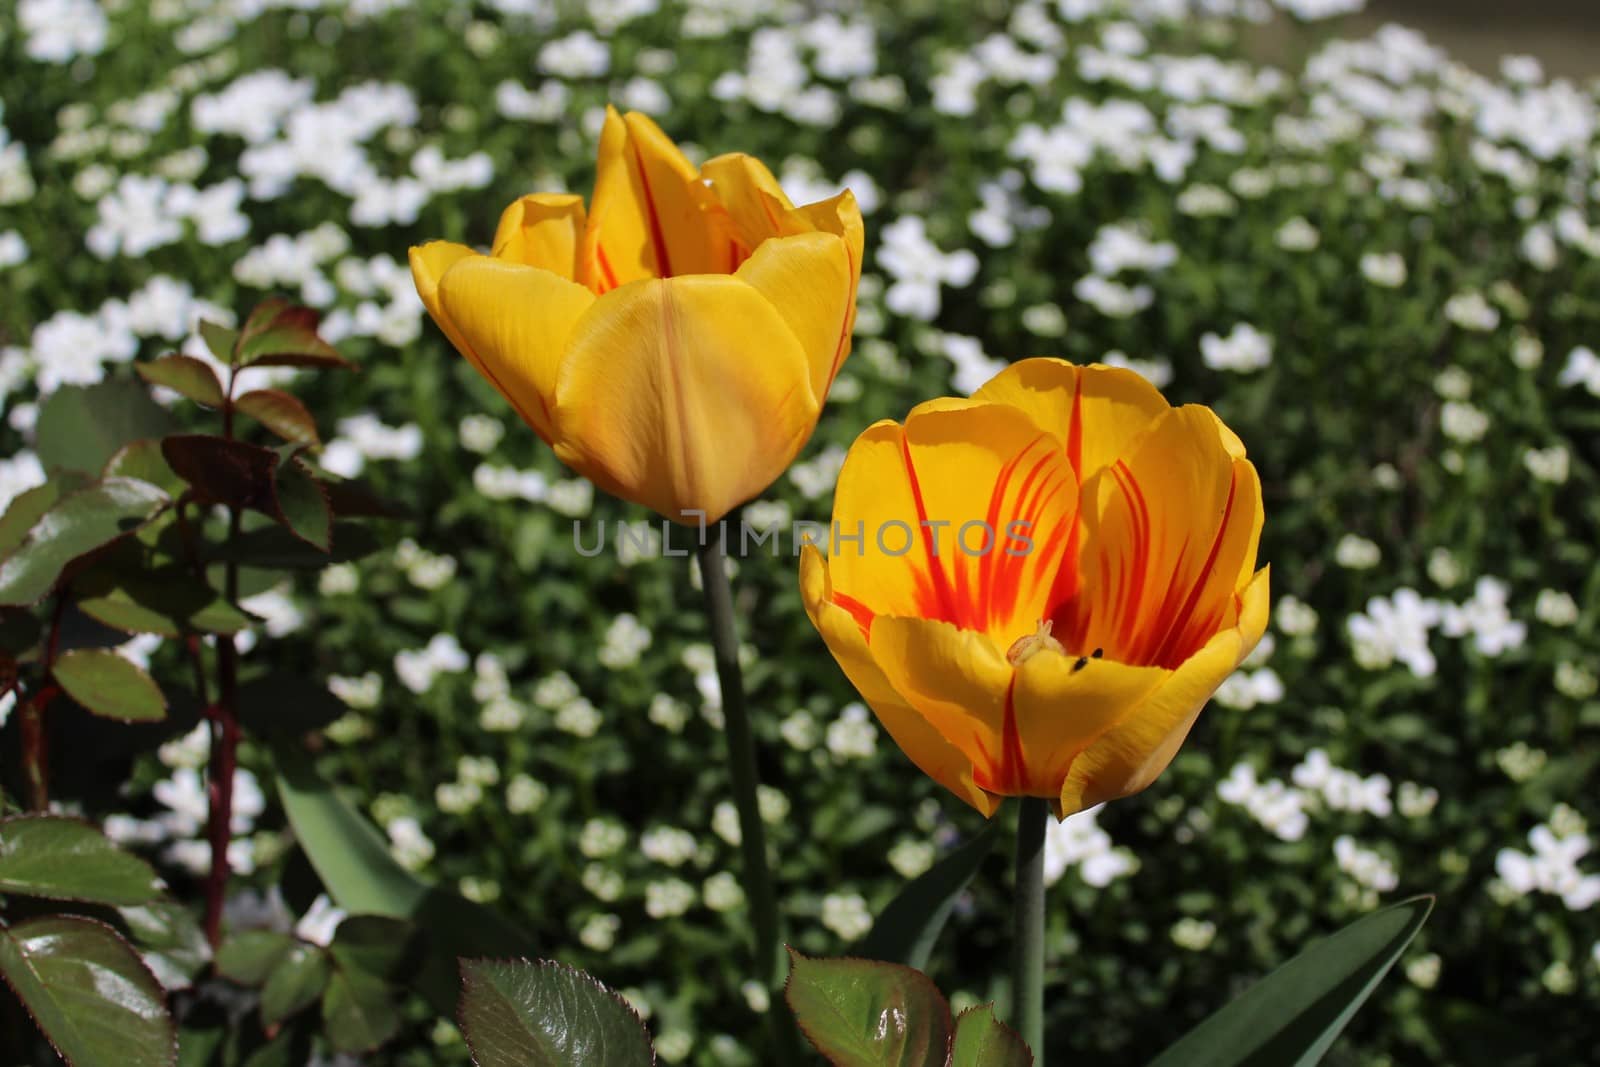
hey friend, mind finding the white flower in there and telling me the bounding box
[1439,401,1489,443]
[1444,291,1501,332]
[1359,252,1408,288]
[825,703,877,760]
[458,414,505,453]
[555,698,602,737]
[1335,534,1382,570]
[645,879,696,919]
[1334,836,1398,892]
[641,827,698,868]
[394,634,469,694]
[878,216,979,320]
[1535,589,1579,627]
[1275,595,1319,636]
[1044,804,1138,885]
[1348,588,1440,676]
[1087,221,1177,276]
[1557,346,1600,395]
[1275,217,1320,251]
[820,892,873,941]
[1523,446,1570,485]
[598,613,652,669]
[1200,323,1273,372]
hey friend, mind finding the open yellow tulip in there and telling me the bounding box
[801,358,1269,819]
[410,107,864,524]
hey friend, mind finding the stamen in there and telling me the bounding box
[1006,619,1066,666]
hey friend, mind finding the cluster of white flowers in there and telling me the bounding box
[1333,835,1399,893]
[106,752,266,878]
[825,703,878,761]
[598,613,653,669]
[1043,804,1137,886]
[394,633,470,694]
[321,414,424,478]
[87,175,250,260]
[1218,763,1310,842]
[819,891,873,941]
[1200,323,1274,373]
[1494,807,1600,912]
[877,216,979,321]
[1291,750,1394,817]
[1347,577,1526,678]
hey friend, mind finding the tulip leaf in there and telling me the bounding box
[785,950,952,1067]
[260,942,331,1026]
[235,389,322,447]
[136,355,226,408]
[950,1005,1032,1067]
[35,378,179,477]
[271,739,532,1014]
[0,478,171,607]
[323,965,402,1053]
[457,958,655,1067]
[1147,896,1434,1067]
[859,821,998,970]
[0,915,177,1067]
[0,815,164,904]
[52,648,167,722]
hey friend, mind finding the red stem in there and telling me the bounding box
[203,364,243,950]
[22,597,68,811]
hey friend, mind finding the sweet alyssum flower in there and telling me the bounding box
[801,359,1268,818]
[411,106,863,523]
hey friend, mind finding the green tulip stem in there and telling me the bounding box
[1013,795,1049,1061]
[694,534,793,1057]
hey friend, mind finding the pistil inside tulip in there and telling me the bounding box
[1005,619,1066,665]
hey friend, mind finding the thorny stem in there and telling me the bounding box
[203,362,243,950]
[21,596,67,811]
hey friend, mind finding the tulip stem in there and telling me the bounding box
[1013,796,1049,1061]
[694,535,793,1056]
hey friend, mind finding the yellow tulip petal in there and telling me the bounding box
[435,257,597,442]
[1009,651,1169,797]
[1054,405,1262,668]
[801,547,998,816]
[794,188,865,286]
[1057,566,1271,816]
[971,359,1170,480]
[553,275,818,523]
[701,152,801,250]
[492,193,586,279]
[735,232,853,401]
[412,242,544,433]
[866,615,1014,800]
[826,401,1079,651]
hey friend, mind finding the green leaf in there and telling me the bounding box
[950,1005,1032,1067]
[457,959,655,1067]
[103,440,187,498]
[0,915,176,1067]
[235,389,321,447]
[1147,896,1435,1067]
[161,435,278,511]
[859,822,998,970]
[199,320,239,365]
[0,478,171,607]
[215,929,296,987]
[0,482,64,558]
[119,900,211,992]
[260,942,331,1025]
[237,672,349,738]
[328,915,416,980]
[323,965,402,1054]
[785,951,952,1067]
[236,302,350,370]
[209,522,382,569]
[35,379,179,476]
[75,567,253,639]
[272,459,332,551]
[135,356,226,408]
[0,815,164,904]
[52,648,167,722]
[271,740,532,1014]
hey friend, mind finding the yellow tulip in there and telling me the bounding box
[801,358,1269,819]
[410,107,864,524]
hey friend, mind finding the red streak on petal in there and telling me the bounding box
[1066,371,1084,477]
[1148,472,1240,668]
[973,675,1028,795]
[900,434,962,626]
[832,592,876,638]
